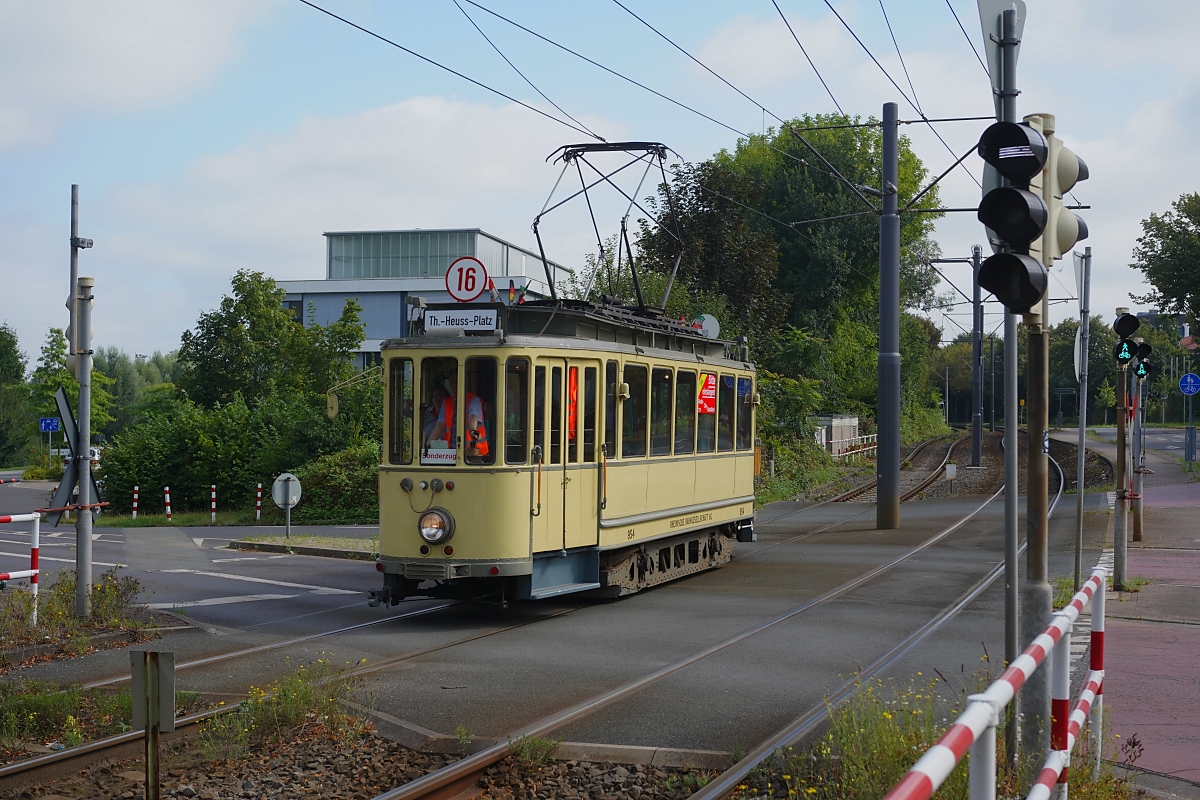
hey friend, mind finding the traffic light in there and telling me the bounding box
[976,120,1049,313]
[1113,313,1140,339]
[1041,126,1089,266]
[1135,360,1152,380]
[1114,340,1136,364]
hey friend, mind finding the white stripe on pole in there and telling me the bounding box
[132,485,139,520]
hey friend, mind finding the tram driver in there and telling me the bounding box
[427,373,489,457]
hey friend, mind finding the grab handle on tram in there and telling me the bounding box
[599,444,608,511]
[530,445,543,517]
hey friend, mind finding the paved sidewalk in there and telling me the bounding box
[1055,428,1200,790]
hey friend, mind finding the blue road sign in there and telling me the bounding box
[39,417,61,433]
[1181,373,1200,396]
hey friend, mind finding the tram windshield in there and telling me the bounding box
[419,356,497,466]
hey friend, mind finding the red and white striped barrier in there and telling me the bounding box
[0,512,40,626]
[883,566,1107,800]
[0,478,21,484]
[210,484,216,523]
[164,486,172,522]
[132,485,139,520]
[256,483,262,522]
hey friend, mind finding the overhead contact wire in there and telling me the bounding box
[450,0,604,141]
[770,0,845,116]
[295,0,597,140]
[878,0,922,115]
[946,0,990,78]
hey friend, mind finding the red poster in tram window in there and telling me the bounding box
[568,367,579,439]
[697,373,717,415]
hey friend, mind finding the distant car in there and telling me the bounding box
[88,447,101,464]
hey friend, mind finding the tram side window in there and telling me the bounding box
[675,370,696,455]
[420,357,457,466]
[717,374,735,452]
[388,358,414,464]
[736,376,754,451]
[622,364,648,458]
[464,357,497,466]
[604,361,617,458]
[650,368,673,456]
[534,366,546,462]
[505,358,529,464]
[697,372,717,452]
[551,366,563,465]
[583,366,597,462]
[567,367,579,464]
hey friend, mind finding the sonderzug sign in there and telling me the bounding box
[425,309,497,331]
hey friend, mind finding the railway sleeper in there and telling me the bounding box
[599,525,736,597]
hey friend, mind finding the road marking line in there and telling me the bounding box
[0,550,124,567]
[211,557,265,563]
[156,569,358,594]
[147,593,298,609]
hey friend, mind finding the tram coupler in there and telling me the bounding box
[367,588,400,607]
[736,520,756,543]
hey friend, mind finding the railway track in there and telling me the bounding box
[5,451,1061,799]
[831,435,964,503]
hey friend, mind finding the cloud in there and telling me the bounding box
[0,96,622,361]
[0,0,275,151]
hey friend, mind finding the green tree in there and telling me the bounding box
[1130,192,1200,324]
[0,323,29,466]
[27,328,115,430]
[178,271,365,409]
[1094,379,1115,426]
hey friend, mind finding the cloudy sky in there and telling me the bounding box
[2,0,1195,365]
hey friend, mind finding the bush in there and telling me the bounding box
[289,440,380,524]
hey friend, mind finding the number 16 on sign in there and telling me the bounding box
[445,256,488,303]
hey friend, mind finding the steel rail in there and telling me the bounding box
[369,464,1041,800]
[692,453,1065,800]
[899,436,968,502]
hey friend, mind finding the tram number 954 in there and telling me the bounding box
[627,528,636,540]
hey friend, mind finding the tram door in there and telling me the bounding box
[531,358,601,554]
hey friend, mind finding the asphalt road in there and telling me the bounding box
[2,476,1110,758]
[1088,425,1195,454]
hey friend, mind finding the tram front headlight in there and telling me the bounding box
[418,507,455,544]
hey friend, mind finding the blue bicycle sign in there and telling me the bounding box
[1180,373,1200,396]
[39,417,61,433]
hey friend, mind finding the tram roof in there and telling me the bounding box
[381,299,749,365]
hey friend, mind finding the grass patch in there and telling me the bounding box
[0,567,150,662]
[94,510,264,528]
[0,680,204,759]
[196,656,370,761]
[730,670,1141,800]
[241,533,375,553]
[507,735,561,768]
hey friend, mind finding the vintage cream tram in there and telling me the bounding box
[368,298,757,606]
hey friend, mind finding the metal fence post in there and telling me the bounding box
[1052,612,1072,799]
[968,695,999,800]
[30,515,39,627]
[1091,571,1105,780]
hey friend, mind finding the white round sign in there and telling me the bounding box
[445,256,488,302]
[696,314,721,339]
[272,473,302,509]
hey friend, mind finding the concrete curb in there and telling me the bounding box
[228,540,375,561]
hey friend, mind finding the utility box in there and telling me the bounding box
[815,415,860,452]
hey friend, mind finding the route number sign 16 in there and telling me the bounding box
[446,256,489,303]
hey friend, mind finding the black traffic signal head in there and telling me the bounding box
[1136,341,1153,361]
[1113,313,1140,338]
[978,253,1048,314]
[978,122,1049,184]
[1135,360,1152,379]
[1114,339,1136,364]
[977,188,1048,244]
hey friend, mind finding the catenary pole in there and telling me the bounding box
[972,245,983,466]
[76,275,94,620]
[876,101,901,529]
[1132,362,1145,542]
[1114,307,1129,590]
[998,6,1021,773]
[1074,247,1091,591]
[1019,109,1053,782]
[69,186,79,359]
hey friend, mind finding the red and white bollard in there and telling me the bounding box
[1090,571,1106,780]
[164,486,172,522]
[1051,612,1072,799]
[211,484,217,523]
[256,483,262,522]
[0,513,40,626]
[132,485,139,520]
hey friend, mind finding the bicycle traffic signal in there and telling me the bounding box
[1114,340,1136,365]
